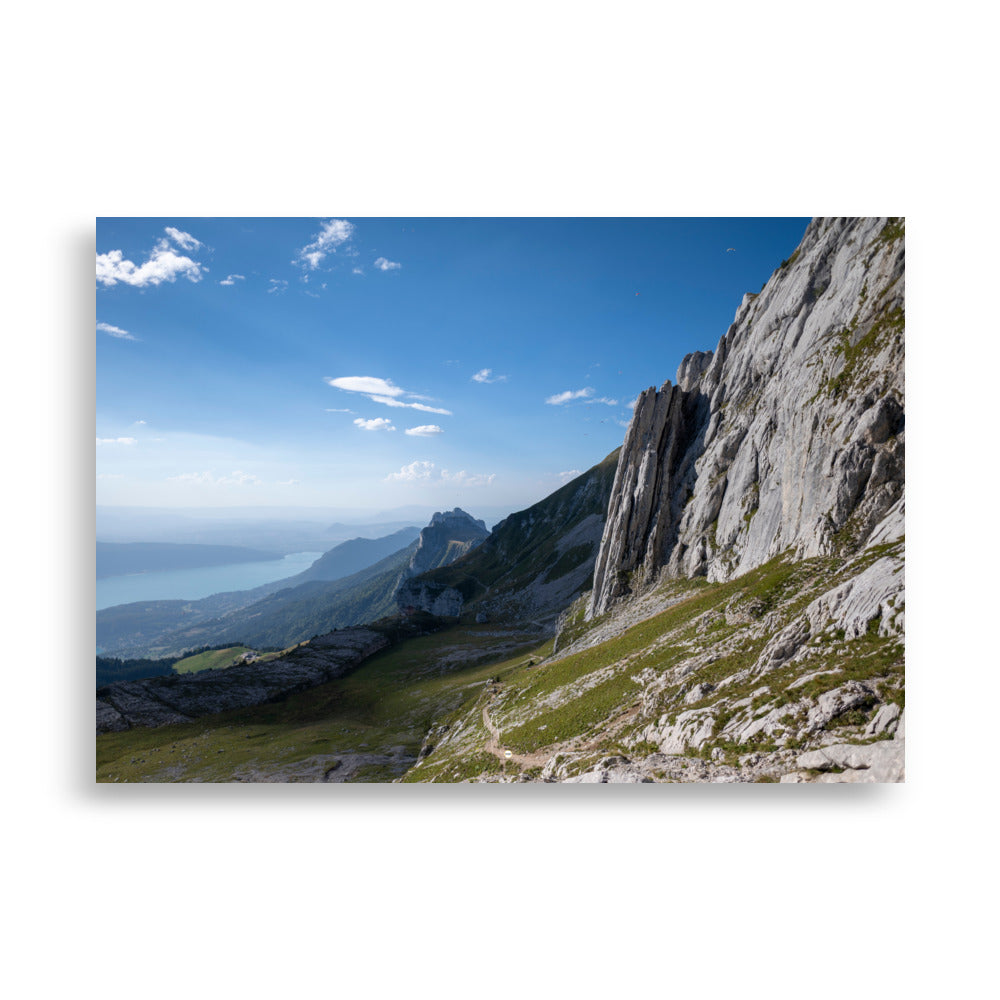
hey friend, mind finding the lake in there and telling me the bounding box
[96,551,323,610]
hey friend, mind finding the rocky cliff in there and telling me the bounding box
[589,217,904,618]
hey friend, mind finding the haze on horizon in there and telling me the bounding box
[97,217,809,515]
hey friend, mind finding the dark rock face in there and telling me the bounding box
[589,217,904,618]
[96,628,389,733]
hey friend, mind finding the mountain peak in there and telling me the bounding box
[429,508,487,532]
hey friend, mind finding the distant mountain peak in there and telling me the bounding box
[429,508,487,532]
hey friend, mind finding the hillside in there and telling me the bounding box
[96,217,904,783]
[99,526,420,657]
[396,451,619,622]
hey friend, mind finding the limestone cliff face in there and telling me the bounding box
[589,217,904,618]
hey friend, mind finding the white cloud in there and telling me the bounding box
[97,321,137,341]
[545,387,594,405]
[219,274,245,286]
[405,425,443,437]
[472,368,507,384]
[586,396,619,406]
[164,226,202,250]
[386,460,436,482]
[626,396,639,410]
[557,469,581,483]
[369,396,451,415]
[96,239,205,288]
[296,219,354,270]
[327,375,452,415]
[385,461,494,486]
[134,420,146,425]
[354,417,396,431]
[325,408,354,413]
[352,267,364,276]
[374,256,401,271]
[268,279,288,294]
[329,376,405,397]
[96,436,137,445]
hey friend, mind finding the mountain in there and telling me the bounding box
[396,454,619,622]
[589,216,904,617]
[97,218,905,783]
[97,542,281,579]
[98,527,418,657]
[284,527,421,583]
[98,510,488,660]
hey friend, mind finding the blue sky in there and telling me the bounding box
[96,217,809,515]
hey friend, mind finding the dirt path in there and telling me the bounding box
[481,700,641,771]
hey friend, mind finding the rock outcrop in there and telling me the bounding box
[396,452,620,623]
[96,628,388,733]
[589,217,904,618]
[400,508,489,580]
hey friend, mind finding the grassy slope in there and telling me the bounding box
[172,646,252,674]
[97,540,902,783]
[96,623,548,782]
[402,543,904,781]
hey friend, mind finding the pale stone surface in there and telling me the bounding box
[589,217,904,618]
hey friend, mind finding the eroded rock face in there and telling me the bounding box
[589,217,904,618]
[96,628,389,734]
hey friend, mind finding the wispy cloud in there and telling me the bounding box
[219,274,245,286]
[96,234,205,288]
[442,468,495,487]
[587,396,618,407]
[96,436,137,445]
[326,375,452,415]
[164,227,202,251]
[97,321,137,341]
[545,387,593,405]
[405,425,443,437]
[472,368,507,384]
[354,417,396,431]
[268,279,288,294]
[295,219,354,270]
[167,470,261,487]
[386,461,494,486]
[557,469,581,483]
[374,256,401,271]
[352,267,364,276]
[325,408,354,414]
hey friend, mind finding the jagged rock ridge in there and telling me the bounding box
[590,217,904,618]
